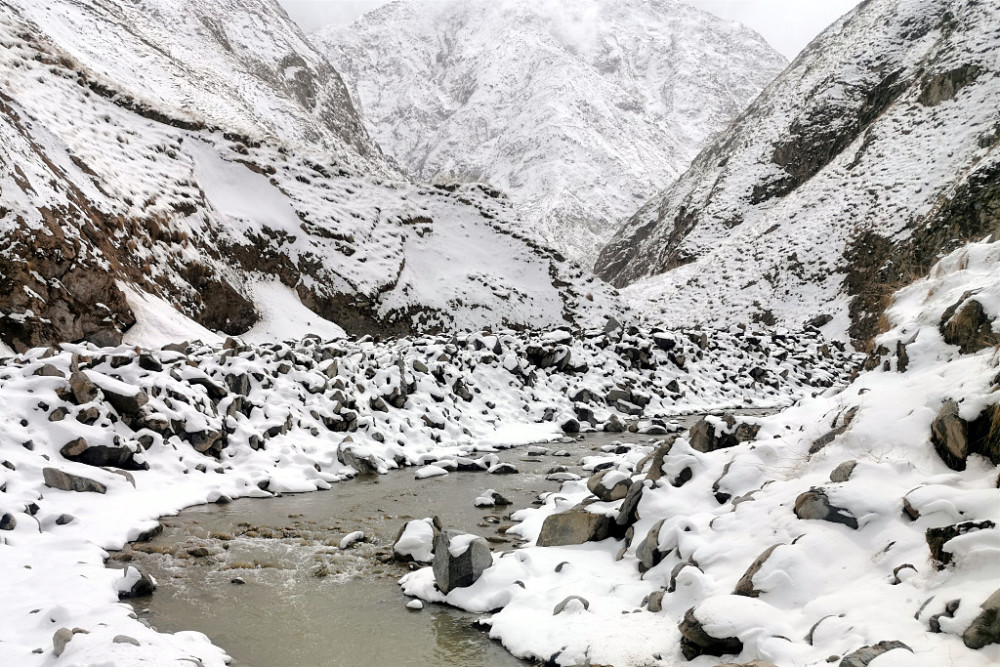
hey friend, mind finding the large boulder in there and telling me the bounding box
[432,529,493,594]
[537,507,613,547]
[87,372,149,415]
[678,607,743,660]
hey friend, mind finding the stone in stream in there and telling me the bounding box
[393,518,439,563]
[432,529,493,594]
[115,565,157,599]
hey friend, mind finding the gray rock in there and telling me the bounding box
[794,488,858,529]
[690,414,760,453]
[963,588,1000,649]
[587,469,631,502]
[117,565,156,599]
[537,508,613,547]
[432,529,492,594]
[560,418,581,434]
[186,429,225,454]
[734,544,782,597]
[615,480,644,527]
[35,364,66,378]
[60,437,145,470]
[55,514,75,525]
[931,400,969,470]
[830,460,857,483]
[68,371,98,404]
[646,589,665,612]
[42,467,107,494]
[553,595,590,615]
[839,640,911,666]
[113,635,141,647]
[603,414,625,433]
[98,381,149,415]
[0,513,15,530]
[679,606,744,660]
[53,627,74,657]
[636,519,667,573]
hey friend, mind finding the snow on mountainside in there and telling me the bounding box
[315,0,787,269]
[0,0,622,352]
[596,0,1000,347]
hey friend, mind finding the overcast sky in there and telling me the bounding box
[278,0,861,60]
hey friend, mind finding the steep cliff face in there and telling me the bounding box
[0,0,622,351]
[595,0,1000,348]
[316,0,787,268]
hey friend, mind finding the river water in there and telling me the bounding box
[110,421,708,666]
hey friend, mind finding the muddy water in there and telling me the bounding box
[114,423,706,666]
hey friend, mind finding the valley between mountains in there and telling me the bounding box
[0,1,997,666]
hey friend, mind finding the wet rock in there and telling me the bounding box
[432,529,492,594]
[689,414,760,453]
[339,530,365,549]
[931,400,969,470]
[830,460,857,483]
[553,595,590,615]
[963,588,1000,649]
[0,513,15,530]
[187,546,211,558]
[839,640,911,666]
[603,414,625,433]
[926,520,996,569]
[394,518,439,563]
[734,544,782,597]
[587,469,631,502]
[42,467,107,494]
[487,462,518,475]
[537,508,613,547]
[794,488,858,529]
[679,606,743,660]
[116,565,157,599]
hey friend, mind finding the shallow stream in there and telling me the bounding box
[111,420,710,666]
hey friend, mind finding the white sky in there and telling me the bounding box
[278,0,862,60]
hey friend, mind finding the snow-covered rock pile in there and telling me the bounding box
[0,324,853,664]
[316,0,787,269]
[597,0,1000,347]
[402,239,1000,666]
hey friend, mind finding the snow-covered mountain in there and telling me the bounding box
[0,0,621,352]
[315,0,787,269]
[595,0,1000,348]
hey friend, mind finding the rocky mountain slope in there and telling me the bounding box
[0,0,621,353]
[315,0,787,269]
[596,0,1000,348]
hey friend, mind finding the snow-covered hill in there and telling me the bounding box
[0,0,622,352]
[315,0,787,269]
[595,0,1000,348]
